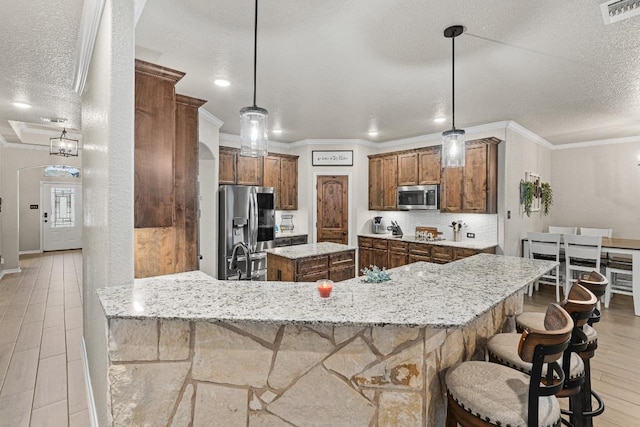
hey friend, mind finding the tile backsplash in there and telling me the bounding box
[367,211,498,242]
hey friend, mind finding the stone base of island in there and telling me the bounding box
[98,254,557,426]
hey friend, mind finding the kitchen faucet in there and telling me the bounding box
[230,242,252,280]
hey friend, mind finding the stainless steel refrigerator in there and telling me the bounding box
[218,185,275,280]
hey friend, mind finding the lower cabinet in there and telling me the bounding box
[357,236,495,269]
[267,250,356,282]
[273,235,308,248]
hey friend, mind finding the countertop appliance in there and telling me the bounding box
[397,185,439,210]
[372,216,386,234]
[387,221,403,237]
[218,185,275,280]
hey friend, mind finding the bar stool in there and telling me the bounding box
[446,303,573,427]
[491,284,595,400]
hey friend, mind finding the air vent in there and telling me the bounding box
[42,117,67,124]
[601,0,640,24]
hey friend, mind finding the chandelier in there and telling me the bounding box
[49,128,79,157]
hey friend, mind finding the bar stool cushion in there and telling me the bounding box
[446,361,561,427]
[516,311,545,331]
[582,324,598,344]
[488,333,585,380]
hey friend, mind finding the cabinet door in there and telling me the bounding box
[280,157,298,210]
[372,249,389,269]
[431,246,453,264]
[369,157,384,210]
[440,166,463,212]
[358,247,373,275]
[397,153,418,186]
[237,155,263,185]
[219,148,237,185]
[418,147,441,184]
[461,142,487,212]
[330,265,355,282]
[382,155,398,210]
[263,155,281,205]
[388,251,408,268]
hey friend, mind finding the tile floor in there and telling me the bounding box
[0,250,89,427]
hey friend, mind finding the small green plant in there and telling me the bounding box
[541,182,553,216]
[520,181,535,217]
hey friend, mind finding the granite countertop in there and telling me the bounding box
[97,254,556,328]
[265,242,357,259]
[359,233,497,251]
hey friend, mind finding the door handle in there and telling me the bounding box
[342,231,347,235]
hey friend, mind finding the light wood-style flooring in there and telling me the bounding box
[0,251,638,426]
[0,250,89,427]
[525,284,640,426]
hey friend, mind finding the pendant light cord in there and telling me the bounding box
[451,35,456,130]
[252,0,258,107]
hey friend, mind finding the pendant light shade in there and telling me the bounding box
[442,25,465,168]
[240,0,268,158]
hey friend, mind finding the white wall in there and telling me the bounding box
[198,117,220,277]
[550,141,640,239]
[0,146,81,270]
[18,167,81,253]
[81,0,135,425]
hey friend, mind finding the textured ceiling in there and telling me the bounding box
[1,0,639,146]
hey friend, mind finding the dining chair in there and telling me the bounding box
[527,232,562,301]
[578,227,612,238]
[548,226,578,234]
[604,257,633,308]
[564,234,602,296]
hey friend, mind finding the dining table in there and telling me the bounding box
[523,236,640,316]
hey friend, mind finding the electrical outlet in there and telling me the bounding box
[0,256,4,265]
[466,233,475,239]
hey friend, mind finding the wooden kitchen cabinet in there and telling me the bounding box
[418,146,441,184]
[279,156,298,210]
[440,137,499,214]
[236,154,263,185]
[368,157,384,210]
[397,153,418,186]
[431,245,453,264]
[388,240,409,268]
[219,147,237,185]
[358,237,373,275]
[368,153,398,210]
[408,242,431,263]
[383,156,398,210]
[267,250,355,282]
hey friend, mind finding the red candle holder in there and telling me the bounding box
[316,279,333,298]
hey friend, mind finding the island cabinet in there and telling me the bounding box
[264,154,298,210]
[267,246,356,282]
[440,137,499,214]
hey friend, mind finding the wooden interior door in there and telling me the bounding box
[317,175,349,244]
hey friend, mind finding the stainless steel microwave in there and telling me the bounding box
[397,185,439,210]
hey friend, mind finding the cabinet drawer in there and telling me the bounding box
[388,240,408,252]
[409,242,431,256]
[409,254,431,263]
[297,255,328,274]
[453,247,478,260]
[297,270,329,282]
[358,237,373,248]
[330,251,355,268]
[431,246,453,263]
[372,238,389,250]
[274,237,292,247]
[330,265,355,282]
[291,235,308,245]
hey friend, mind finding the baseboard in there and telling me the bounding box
[81,337,100,427]
[19,249,43,255]
[0,268,22,281]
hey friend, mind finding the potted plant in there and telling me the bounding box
[520,180,535,217]
[541,182,553,216]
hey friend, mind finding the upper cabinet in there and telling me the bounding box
[368,157,384,210]
[418,146,441,184]
[219,147,299,210]
[264,153,299,210]
[440,137,499,214]
[397,153,418,186]
[368,154,397,210]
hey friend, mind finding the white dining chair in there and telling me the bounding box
[579,227,612,238]
[548,226,578,234]
[605,258,633,308]
[527,232,562,301]
[564,234,602,296]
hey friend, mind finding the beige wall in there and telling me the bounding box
[0,146,81,270]
[81,0,135,425]
[550,141,640,239]
[18,167,81,253]
[198,118,220,277]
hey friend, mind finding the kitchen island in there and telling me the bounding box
[266,241,356,282]
[97,254,556,426]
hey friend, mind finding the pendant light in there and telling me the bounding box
[49,128,79,157]
[240,0,268,158]
[442,25,465,168]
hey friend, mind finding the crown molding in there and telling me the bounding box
[290,138,374,148]
[505,121,554,149]
[73,0,106,95]
[219,132,240,142]
[199,109,224,128]
[552,135,640,150]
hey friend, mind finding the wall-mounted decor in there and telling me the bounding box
[520,172,553,217]
[312,150,353,166]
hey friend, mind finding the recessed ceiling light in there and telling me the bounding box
[13,101,31,109]
[434,117,446,123]
[214,79,230,87]
[272,129,282,134]
[368,131,379,137]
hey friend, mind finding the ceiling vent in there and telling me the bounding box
[601,0,640,24]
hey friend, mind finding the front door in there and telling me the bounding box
[316,175,348,244]
[41,182,82,251]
